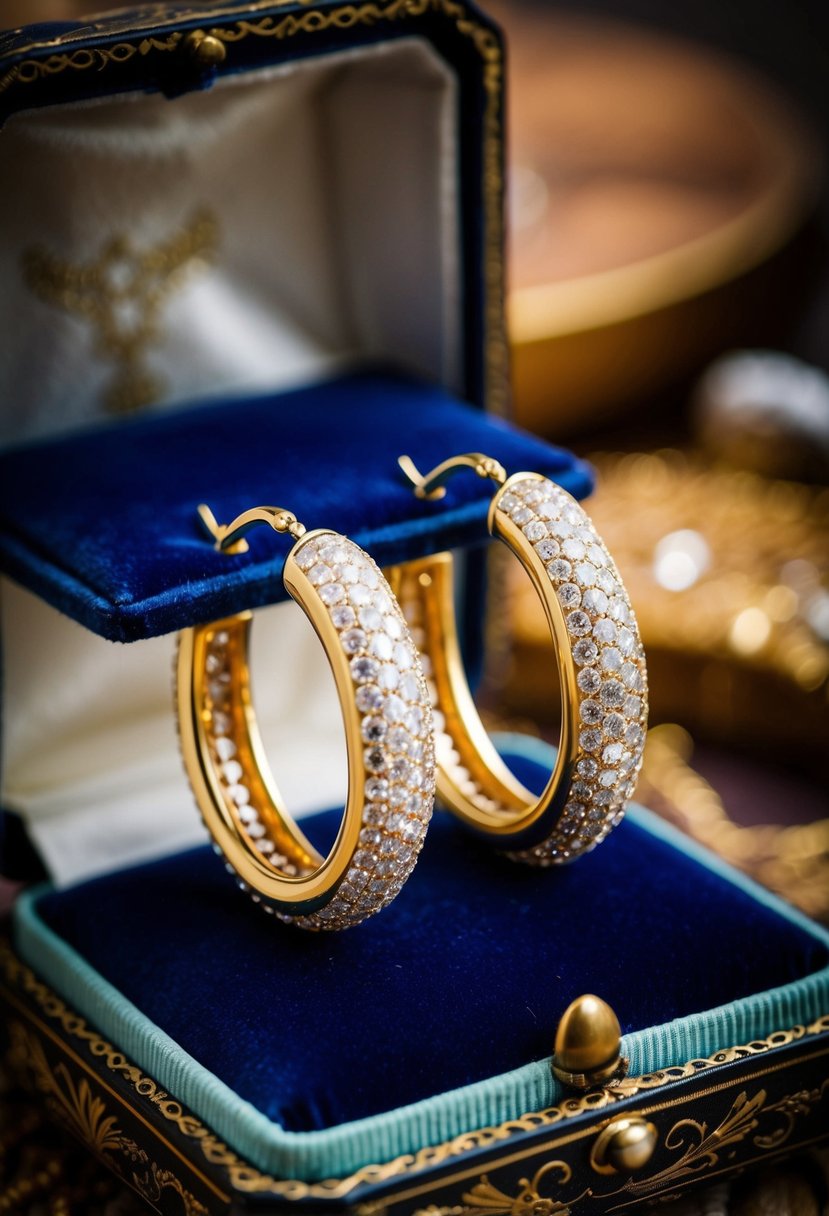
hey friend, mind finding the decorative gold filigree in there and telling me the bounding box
[133,1160,210,1216]
[754,1079,829,1150]
[22,209,218,415]
[8,1020,208,1215]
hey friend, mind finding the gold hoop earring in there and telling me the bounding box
[176,504,436,929]
[394,454,647,865]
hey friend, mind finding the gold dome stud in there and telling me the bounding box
[183,31,227,67]
[591,1116,659,1175]
[551,994,627,1089]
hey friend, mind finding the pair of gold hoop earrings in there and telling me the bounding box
[176,453,648,931]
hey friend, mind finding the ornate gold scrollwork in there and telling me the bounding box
[8,1020,208,1215]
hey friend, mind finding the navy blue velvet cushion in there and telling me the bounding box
[0,370,591,642]
[35,752,828,1134]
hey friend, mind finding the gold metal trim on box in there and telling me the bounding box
[3,941,828,1204]
[0,0,508,415]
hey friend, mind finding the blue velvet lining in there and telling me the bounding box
[33,752,828,1135]
[0,370,591,642]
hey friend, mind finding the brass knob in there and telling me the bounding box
[551,994,627,1089]
[591,1116,658,1175]
[183,31,227,67]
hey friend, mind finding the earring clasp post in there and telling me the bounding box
[398,453,507,501]
[197,503,307,553]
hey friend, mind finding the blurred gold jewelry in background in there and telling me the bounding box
[489,3,822,437]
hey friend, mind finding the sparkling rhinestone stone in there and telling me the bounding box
[359,606,383,631]
[577,668,601,694]
[523,521,548,542]
[370,633,394,660]
[365,777,389,801]
[355,684,384,713]
[567,610,592,636]
[608,597,629,623]
[596,569,618,594]
[625,723,645,748]
[499,493,519,513]
[621,661,642,689]
[246,820,266,838]
[238,804,258,823]
[599,769,618,787]
[587,545,606,567]
[222,759,243,784]
[603,713,625,738]
[205,652,224,676]
[349,584,373,607]
[573,639,599,666]
[602,742,624,764]
[558,583,582,608]
[548,519,573,539]
[511,507,533,525]
[228,783,250,805]
[341,628,367,654]
[580,700,602,725]
[617,627,635,655]
[405,706,425,736]
[308,563,333,586]
[386,725,411,753]
[350,656,379,683]
[383,694,406,723]
[214,737,237,762]
[624,694,643,719]
[600,680,625,707]
[601,647,623,672]
[562,538,585,561]
[535,538,560,562]
[390,758,410,783]
[579,728,602,752]
[383,615,403,640]
[399,672,421,702]
[593,619,617,644]
[574,562,597,587]
[364,748,386,773]
[572,781,592,801]
[362,716,387,743]
[577,757,598,779]
[547,558,572,581]
[319,582,345,606]
[331,604,356,629]
[393,642,412,670]
[379,665,399,691]
[582,588,608,615]
[593,789,614,806]
[211,710,230,735]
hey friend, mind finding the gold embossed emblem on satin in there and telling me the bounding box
[22,209,218,415]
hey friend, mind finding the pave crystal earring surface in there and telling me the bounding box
[177,504,436,929]
[396,454,648,865]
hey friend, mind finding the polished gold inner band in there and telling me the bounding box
[393,475,577,845]
[176,533,368,916]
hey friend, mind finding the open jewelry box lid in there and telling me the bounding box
[0,2,590,885]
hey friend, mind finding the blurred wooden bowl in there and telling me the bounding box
[493,7,823,436]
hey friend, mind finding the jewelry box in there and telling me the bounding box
[1,5,827,1214]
